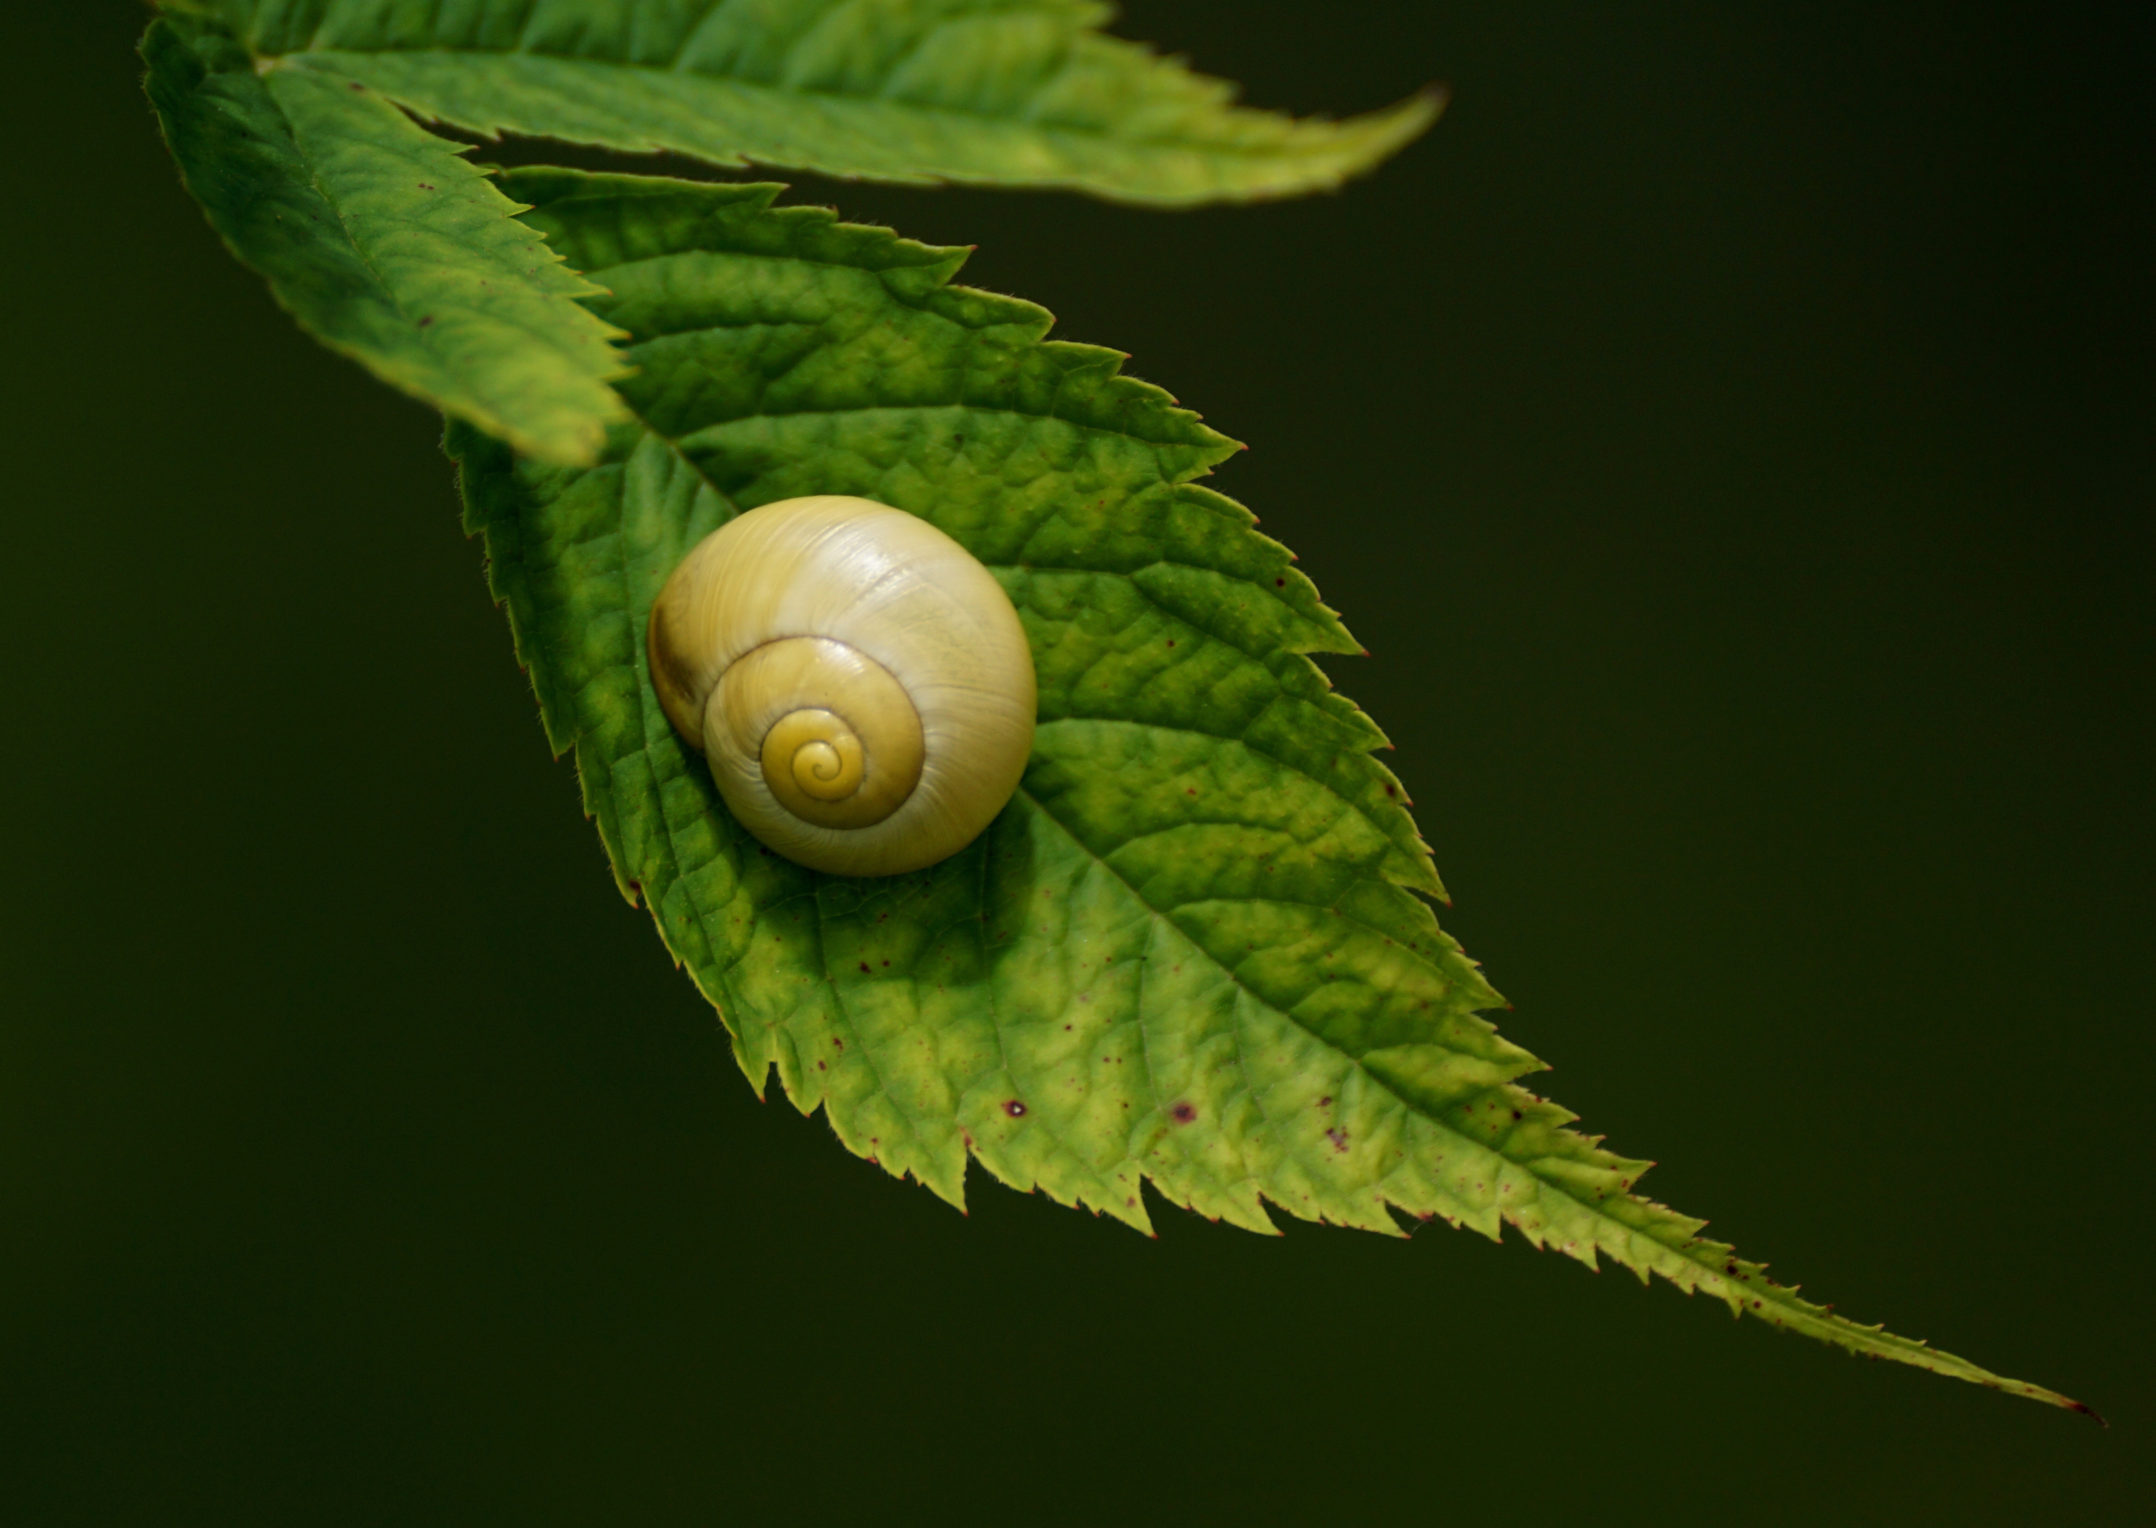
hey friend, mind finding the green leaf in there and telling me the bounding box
[450,166,2087,1414]
[143,14,629,466]
[169,0,1438,205]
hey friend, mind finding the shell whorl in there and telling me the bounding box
[716,636,924,830]
[646,496,1036,877]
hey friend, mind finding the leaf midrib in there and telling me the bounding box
[269,43,1412,161]
[196,57,442,379]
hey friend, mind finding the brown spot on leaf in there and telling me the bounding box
[1171,1101,1197,1124]
[1003,1099,1027,1118]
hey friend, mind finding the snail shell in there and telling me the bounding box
[646,496,1037,877]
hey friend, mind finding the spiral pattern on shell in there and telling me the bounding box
[646,496,1037,877]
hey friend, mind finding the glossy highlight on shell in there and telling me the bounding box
[646,495,1037,877]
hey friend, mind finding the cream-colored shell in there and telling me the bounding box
[646,496,1037,877]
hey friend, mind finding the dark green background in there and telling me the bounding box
[5,2,2149,1520]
